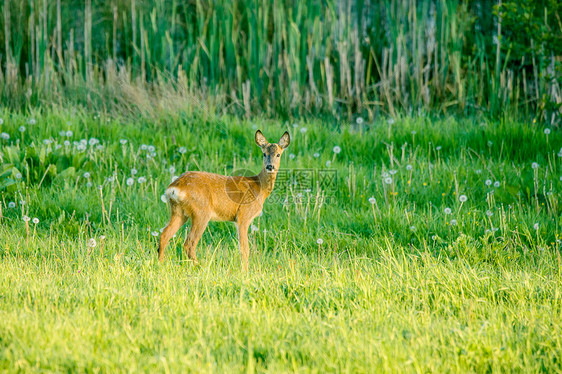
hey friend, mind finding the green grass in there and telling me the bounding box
[0,111,562,372]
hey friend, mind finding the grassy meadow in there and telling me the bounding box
[1,0,562,372]
[0,111,561,372]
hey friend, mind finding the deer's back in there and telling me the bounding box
[165,171,263,221]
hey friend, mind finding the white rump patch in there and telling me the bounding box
[165,186,185,202]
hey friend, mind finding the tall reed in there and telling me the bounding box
[0,0,560,120]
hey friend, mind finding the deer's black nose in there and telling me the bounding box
[266,165,274,171]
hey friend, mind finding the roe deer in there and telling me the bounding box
[158,130,290,271]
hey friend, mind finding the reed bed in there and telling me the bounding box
[0,0,560,120]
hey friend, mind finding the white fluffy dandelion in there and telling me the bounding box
[126,177,134,186]
[369,197,376,205]
[459,195,467,202]
[444,207,452,215]
[317,238,324,245]
[333,146,341,154]
[531,162,539,169]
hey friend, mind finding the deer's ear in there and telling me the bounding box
[255,130,268,147]
[279,131,290,149]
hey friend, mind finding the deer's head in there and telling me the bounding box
[255,130,290,173]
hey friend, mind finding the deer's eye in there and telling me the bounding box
[263,153,266,157]
[277,154,280,157]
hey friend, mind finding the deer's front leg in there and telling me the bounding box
[236,221,251,272]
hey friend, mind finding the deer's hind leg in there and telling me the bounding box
[183,215,210,265]
[158,206,187,262]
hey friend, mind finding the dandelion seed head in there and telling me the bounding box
[356,117,364,125]
[333,146,341,154]
[32,217,39,224]
[459,195,467,202]
[22,215,31,222]
[8,202,15,208]
[444,207,452,215]
[300,127,307,134]
[313,152,320,158]
[289,153,295,159]
[131,168,138,175]
[486,210,493,217]
[138,176,147,184]
[450,219,457,226]
[317,238,324,245]
[15,173,22,179]
[384,177,393,185]
[178,146,187,154]
[533,223,539,230]
[126,177,134,186]
[410,226,417,232]
[19,126,26,132]
[544,128,551,135]
[493,181,500,188]
[1,132,10,140]
[369,197,376,205]
[532,162,539,169]
[485,179,492,186]
[83,172,91,179]
[88,238,97,248]
[406,164,413,171]
[120,139,128,145]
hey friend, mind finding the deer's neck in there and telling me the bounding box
[257,169,278,197]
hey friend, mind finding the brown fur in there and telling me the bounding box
[158,130,290,271]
